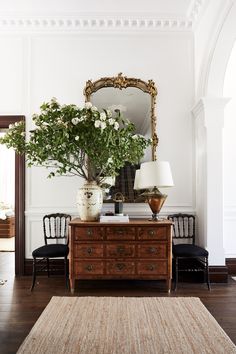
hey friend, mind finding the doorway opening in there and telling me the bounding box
[0,116,25,277]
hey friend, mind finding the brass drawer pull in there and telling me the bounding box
[85,265,93,272]
[86,228,93,236]
[87,248,93,254]
[149,247,157,254]
[117,246,125,254]
[148,265,155,271]
[148,230,155,236]
[116,263,125,271]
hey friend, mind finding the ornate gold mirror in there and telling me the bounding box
[84,73,158,203]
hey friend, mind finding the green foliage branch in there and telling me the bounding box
[0,98,151,185]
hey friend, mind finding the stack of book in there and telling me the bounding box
[100,214,129,223]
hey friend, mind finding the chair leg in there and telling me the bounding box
[47,258,50,277]
[64,256,68,289]
[206,257,211,290]
[174,257,178,291]
[31,257,37,291]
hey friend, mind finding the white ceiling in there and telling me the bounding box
[0,0,203,18]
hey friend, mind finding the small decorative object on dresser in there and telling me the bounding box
[113,192,125,215]
[100,214,129,222]
[69,218,172,293]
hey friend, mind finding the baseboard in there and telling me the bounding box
[209,266,228,283]
[226,258,236,275]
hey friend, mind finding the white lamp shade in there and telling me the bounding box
[133,169,140,190]
[138,161,174,189]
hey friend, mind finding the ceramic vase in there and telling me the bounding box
[77,181,103,221]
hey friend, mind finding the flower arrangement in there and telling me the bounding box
[0,98,151,186]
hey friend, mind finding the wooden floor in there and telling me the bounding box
[1,252,236,354]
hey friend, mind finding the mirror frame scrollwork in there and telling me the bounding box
[84,72,158,160]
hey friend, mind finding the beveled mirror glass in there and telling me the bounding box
[84,73,158,202]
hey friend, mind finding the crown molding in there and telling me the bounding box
[0,1,207,33]
[0,17,194,32]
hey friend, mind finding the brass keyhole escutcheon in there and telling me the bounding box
[85,265,93,271]
[86,228,93,236]
[117,246,125,254]
[87,248,92,254]
[116,228,124,235]
[116,263,125,271]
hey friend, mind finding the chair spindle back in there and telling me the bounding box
[167,213,195,245]
[43,213,71,245]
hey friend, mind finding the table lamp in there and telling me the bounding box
[134,161,174,221]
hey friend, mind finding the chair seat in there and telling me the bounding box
[173,244,208,257]
[32,244,69,258]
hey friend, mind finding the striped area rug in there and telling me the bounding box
[17,296,236,354]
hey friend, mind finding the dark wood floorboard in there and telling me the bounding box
[1,252,236,353]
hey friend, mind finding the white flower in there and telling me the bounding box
[91,106,98,112]
[75,136,79,141]
[107,110,112,118]
[107,157,113,164]
[20,132,25,136]
[9,124,14,129]
[114,122,119,130]
[100,112,106,121]
[71,118,79,125]
[100,121,106,130]
[108,118,115,125]
[84,102,92,109]
[95,120,101,128]
[132,134,145,139]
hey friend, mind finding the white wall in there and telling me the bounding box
[0,29,195,258]
[223,42,236,258]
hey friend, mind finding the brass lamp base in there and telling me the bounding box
[142,187,167,221]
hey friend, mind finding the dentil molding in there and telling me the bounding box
[0,0,207,32]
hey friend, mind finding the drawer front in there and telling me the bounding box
[106,244,135,258]
[106,261,135,275]
[106,227,136,240]
[74,244,104,258]
[137,243,167,258]
[137,261,167,275]
[138,227,167,240]
[74,227,104,240]
[74,261,104,275]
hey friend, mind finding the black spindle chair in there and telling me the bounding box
[30,213,71,291]
[167,213,210,291]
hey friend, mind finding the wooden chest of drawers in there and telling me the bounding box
[69,218,172,293]
[0,216,15,238]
